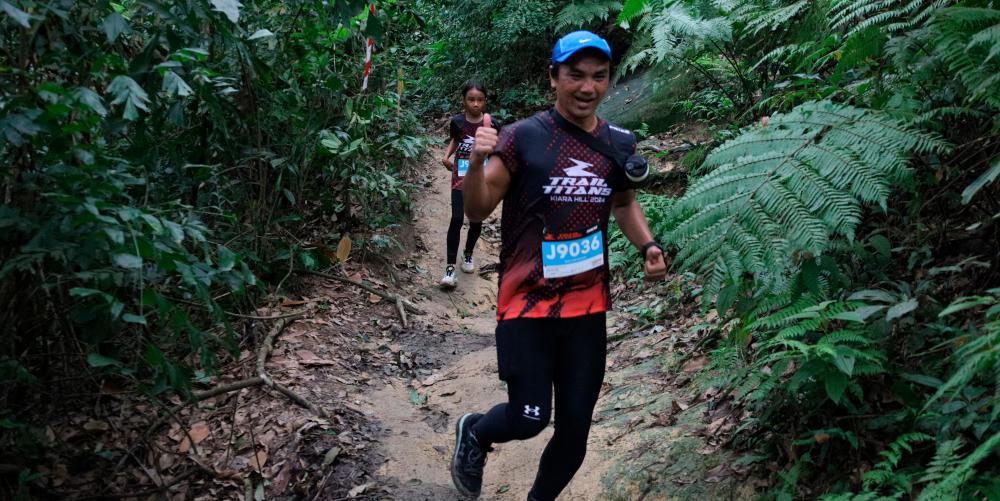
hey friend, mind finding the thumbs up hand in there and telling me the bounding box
[471,113,497,167]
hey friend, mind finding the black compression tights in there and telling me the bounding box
[471,314,607,501]
[447,189,482,264]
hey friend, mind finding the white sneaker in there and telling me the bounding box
[460,255,475,274]
[440,265,457,288]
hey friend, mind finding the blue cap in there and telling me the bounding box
[551,31,612,64]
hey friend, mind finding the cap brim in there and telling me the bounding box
[552,42,612,63]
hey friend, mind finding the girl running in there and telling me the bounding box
[439,80,499,288]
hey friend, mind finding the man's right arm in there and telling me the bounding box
[464,120,510,221]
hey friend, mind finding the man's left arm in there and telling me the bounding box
[611,190,668,280]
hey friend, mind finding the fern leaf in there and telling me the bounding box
[667,100,948,300]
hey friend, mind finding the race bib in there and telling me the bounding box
[541,225,604,279]
[457,159,469,177]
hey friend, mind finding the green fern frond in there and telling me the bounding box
[556,0,623,30]
[831,0,953,36]
[917,431,1000,499]
[667,100,948,300]
[741,0,811,37]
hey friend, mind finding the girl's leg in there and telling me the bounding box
[446,189,464,265]
[464,221,482,259]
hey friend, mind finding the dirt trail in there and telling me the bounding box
[355,148,614,500]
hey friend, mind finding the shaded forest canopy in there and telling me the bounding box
[2,0,1000,499]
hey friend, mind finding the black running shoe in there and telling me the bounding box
[451,412,490,498]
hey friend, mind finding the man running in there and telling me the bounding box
[450,31,668,500]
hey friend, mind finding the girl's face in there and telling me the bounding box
[463,89,486,116]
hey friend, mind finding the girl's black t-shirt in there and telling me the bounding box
[448,114,501,190]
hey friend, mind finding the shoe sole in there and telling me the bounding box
[451,413,480,499]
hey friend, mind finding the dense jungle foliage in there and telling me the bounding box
[2,0,1000,498]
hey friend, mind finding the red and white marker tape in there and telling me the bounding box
[362,3,376,91]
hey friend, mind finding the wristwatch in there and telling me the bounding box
[640,241,663,261]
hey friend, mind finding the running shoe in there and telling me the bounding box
[451,412,490,498]
[460,254,475,274]
[440,265,457,288]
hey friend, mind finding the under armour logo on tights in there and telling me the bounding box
[523,405,542,420]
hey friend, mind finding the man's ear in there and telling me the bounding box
[549,65,557,88]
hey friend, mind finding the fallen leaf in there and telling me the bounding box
[681,356,709,373]
[348,482,373,497]
[249,448,268,473]
[300,359,338,366]
[704,463,730,483]
[496,484,511,494]
[83,419,110,432]
[322,446,341,468]
[269,461,294,495]
[814,432,830,444]
[178,437,192,454]
[295,350,319,362]
[336,234,352,263]
[189,421,210,444]
[368,293,383,304]
[672,399,690,412]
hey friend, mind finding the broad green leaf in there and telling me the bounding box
[886,297,919,321]
[122,313,147,325]
[112,253,142,269]
[832,305,885,323]
[961,159,1000,205]
[833,354,855,377]
[938,296,995,317]
[106,76,150,120]
[73,88,108,117]
[141,214,163,232]
[869,234,891,258]
[69,287,109,300]
[248,29,274,40]
[87,353,122,368]
[0,112,42,145]
[164,220,184,244]
[848,289,896,303]
[902,373,943,388]
[619,0,648,22]
[104,227,125,245]
[217,246,236,271]
[1,1,30,28]
[825,371,849,404]
[211,0,241,23]
[162,71,193,97]
[101,12,130,43]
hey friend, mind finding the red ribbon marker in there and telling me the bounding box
[361,3,377,91]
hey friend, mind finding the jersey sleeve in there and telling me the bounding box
[493,123,519,173]
[449,116,461,142]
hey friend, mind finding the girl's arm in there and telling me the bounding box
[442,139,458,169]
[441,138,457,170]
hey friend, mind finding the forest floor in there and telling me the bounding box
[31,132,767,500]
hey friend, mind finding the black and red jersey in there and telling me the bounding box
[492,109,636,321]
[448,114,501,191]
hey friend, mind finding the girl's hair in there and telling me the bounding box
[461,79,487,99]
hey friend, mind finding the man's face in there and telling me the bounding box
[550,54,610,122]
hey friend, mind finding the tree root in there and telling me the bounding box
[140,313,323,456]
[298,269,425,315]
